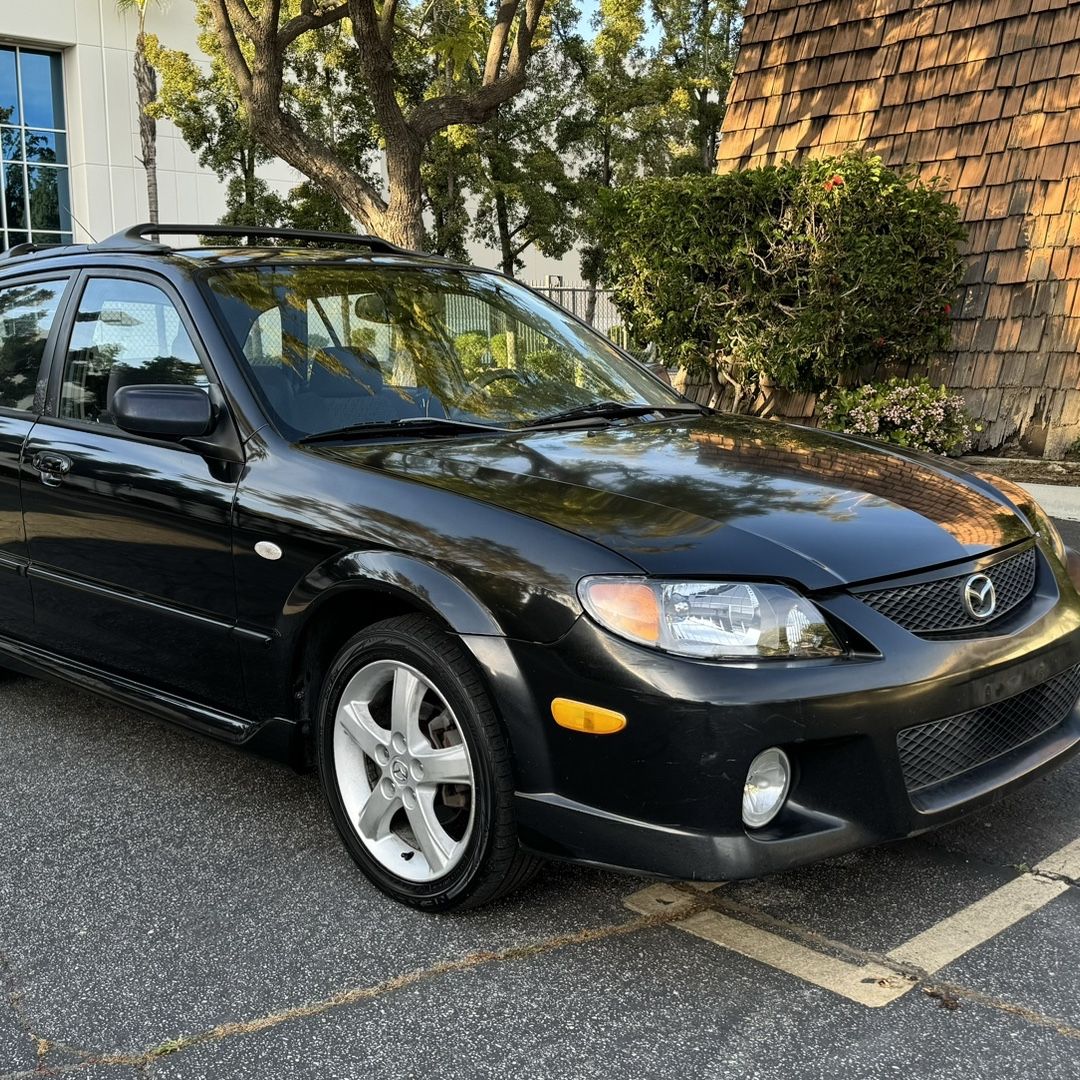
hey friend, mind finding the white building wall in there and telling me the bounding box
[1,0,298,242]
[0,0,575,277]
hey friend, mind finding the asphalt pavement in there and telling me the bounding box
[3,520,1080,1079]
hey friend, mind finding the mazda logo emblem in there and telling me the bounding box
[963,573,997,620]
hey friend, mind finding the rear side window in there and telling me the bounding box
[59,278,208,426]
[0,277,66,411]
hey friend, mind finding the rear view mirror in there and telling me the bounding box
[112,384,215,440]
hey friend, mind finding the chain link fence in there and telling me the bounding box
[527,280,645,359]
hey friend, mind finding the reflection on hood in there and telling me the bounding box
[319,415,1031,588]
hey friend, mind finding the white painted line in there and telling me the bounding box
[887,874,1068,975]
[1020,483,1080,522]
[676,910,911,1008]
[624,833,1080,1008]
[1036,836,1080,881]
[624,882,712,917]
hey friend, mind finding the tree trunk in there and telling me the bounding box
[134,28,158,223]
[381,139,426,249]
[204,0,549,255]
[242,150,257,214]
[697,87,712,173]
[494,189,515,276]
[584,277,598,325]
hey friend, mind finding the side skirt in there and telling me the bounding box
[0,635,304,764]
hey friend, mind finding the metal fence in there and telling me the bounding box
[527,281,640,356]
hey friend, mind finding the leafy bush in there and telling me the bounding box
[819,378,979,457]
[597,153,967,398]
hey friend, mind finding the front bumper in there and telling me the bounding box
[465,543,1080,881]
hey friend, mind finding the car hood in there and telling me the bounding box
[316,415,1034,589]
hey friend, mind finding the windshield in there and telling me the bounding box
[204,264,682,439]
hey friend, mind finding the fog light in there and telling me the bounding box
[742,747,791,828]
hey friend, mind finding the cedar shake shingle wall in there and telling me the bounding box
[717,0,1080,457]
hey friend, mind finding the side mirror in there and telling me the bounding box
[112,384,215,439]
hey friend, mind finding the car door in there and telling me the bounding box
[0,271,72,642]
[21,270,247,711]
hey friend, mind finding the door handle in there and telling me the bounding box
[32,452,73,487]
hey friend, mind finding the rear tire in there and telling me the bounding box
[316,614,541,911]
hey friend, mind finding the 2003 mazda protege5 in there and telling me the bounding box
[2,224,1078,910]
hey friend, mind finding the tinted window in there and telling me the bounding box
[60,279,207,426]
[18,51,65,129]
[0,277,66,411]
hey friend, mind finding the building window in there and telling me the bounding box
[0,46,72,251]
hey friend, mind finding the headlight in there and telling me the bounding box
[578,577,843,660]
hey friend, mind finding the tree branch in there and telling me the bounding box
[279,2,349,48]
[505,0,544,82]
[348,0,410,141]
[206,0,388,230]
[221,0,260,41]
[483,1,520,85]
[206,0,253,95]
[408,0,546,140]
[379,0,400,46]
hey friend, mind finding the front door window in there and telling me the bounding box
[59,279,208,426]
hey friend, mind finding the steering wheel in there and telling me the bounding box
[473,367,529,389]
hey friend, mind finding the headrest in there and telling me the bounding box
[309,346,384,397]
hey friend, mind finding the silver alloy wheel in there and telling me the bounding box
[333,659,475,883]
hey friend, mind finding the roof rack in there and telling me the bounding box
[0,240,72,262]
[92,223,414,256]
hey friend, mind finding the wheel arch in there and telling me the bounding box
[283,551,504,758]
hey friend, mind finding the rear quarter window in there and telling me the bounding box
[0,277,66,411]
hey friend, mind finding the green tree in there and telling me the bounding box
[558,2,743,309]
[650,0,744,174]
[423,132,476,260]
[557,1,670,317]
[148,2,374,231]
[117,0,165,222]
[203,0,552,249]
[468,26,579,276]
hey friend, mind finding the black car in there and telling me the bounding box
[1,223,1078,911]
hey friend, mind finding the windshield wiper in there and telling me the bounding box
[526,401,706,428]
[298,416,506,444]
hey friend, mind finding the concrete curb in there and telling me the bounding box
[1021,483,1080,522]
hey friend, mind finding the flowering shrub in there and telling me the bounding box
[597,153,967,400]
[819,378,979,457]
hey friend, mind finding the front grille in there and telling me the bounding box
[897,665,1080,793]
[858,546,1037,634]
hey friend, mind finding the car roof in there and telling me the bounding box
[0,223,467,277]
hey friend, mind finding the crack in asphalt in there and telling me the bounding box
[0,900,711,1077]
[0,946,54,1070]
[675,885,1080,1042]
[1033,869,1080,889]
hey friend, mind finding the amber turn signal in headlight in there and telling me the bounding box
[551,698,627,734]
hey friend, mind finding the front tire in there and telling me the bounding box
[316,614,540,911]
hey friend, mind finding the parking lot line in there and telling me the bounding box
[624,835,1080,1008]
[1035,837,1080,880]
[887,874,1068,975]
[677,909,910,1006]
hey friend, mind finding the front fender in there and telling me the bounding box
[283,549,504,636]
